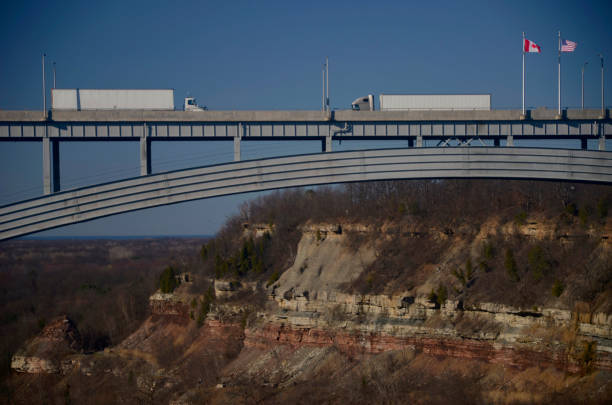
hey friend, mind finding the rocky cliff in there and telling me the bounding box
[10,316,81,374]
[8,216,612,403]
[242,221,612,374]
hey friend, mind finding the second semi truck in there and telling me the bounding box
[351,94,491,111]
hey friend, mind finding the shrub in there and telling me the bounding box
[504,249,519,282]
[214,254,229,279]
[429,284,448,307]
[478,259,491,273]
[482,242,494,260]
[436,284,448,306]
[564,202,577,216]
[597,197,608,219]
[366,273,374,289]
[397,202,406,216]
[197,286,215,327]
[200,244,208,261]
[465,257,474,281]
[452,258,475,288]
[514,211,527,225]
[528,245,550,281]
[581,341,597,374]
[266,271,280,287]
[578,206,591,226]
[408,201,421,216]
[552,280,564,297]
[452,268,466,286]
[158,266,179,293]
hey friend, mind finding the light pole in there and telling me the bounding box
[325,56,329,112]
[321,63,325,111]
[42,53,46,119]
[600,54,605,117]
[581,61,588,109]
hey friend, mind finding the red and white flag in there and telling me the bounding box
[561,39,576,52]
[524,39,541,53]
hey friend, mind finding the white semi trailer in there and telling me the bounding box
[352,94,491,111]
[52,89,175,110]
[51,89,207,111]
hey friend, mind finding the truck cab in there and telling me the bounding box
[184,97,207,111]
[351,94,374,111]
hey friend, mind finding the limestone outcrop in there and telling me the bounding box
[11,316,81,374]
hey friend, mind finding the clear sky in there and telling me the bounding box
[1,0,611,237]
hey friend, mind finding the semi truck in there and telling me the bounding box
[51,89,207,111]
[351,94,491,111]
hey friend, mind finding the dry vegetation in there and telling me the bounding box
[187,348,612,405]
[0,238,206,398]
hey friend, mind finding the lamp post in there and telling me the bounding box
[600,54,605,117]
[42,53,46,119]
[582,61,588,109]
[326,56,329,112]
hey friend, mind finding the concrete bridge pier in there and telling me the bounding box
[506,134,514,147]
[494,138,500,147]
[322,136,332,152]
[234,123,244,161]
[42,137,60,194]
[416,135,423,147]
[140,134,151,176]
[234,136,241,161]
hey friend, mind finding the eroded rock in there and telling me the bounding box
[11,316,81,374]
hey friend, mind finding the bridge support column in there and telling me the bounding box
[322,136,332,152]
[506,135,514,147]
[581,138,588,150]
[494,138,500,147]
[597,122,606,151]
[408,138,414,148]
[416,135,423,148]
[234,136,241,161]
[42,137,60,194]
[140,133,151,176]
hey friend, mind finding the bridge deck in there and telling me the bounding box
[0,109,609,140]
[0,108,608,122]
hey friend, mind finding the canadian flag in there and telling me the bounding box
[524,39,541,53]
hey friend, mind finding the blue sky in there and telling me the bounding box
[1,0,611,236]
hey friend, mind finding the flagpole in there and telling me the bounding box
[558,31,561,116]
[522,32,525,116]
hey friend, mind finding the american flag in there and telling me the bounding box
[561,39,576,52]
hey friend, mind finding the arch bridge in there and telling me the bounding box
[1,108,611,239]
[1,147,611,240]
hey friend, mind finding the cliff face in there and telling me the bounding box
[11,316,81,374]
[245,221,612,374]
[8,217,612,404]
